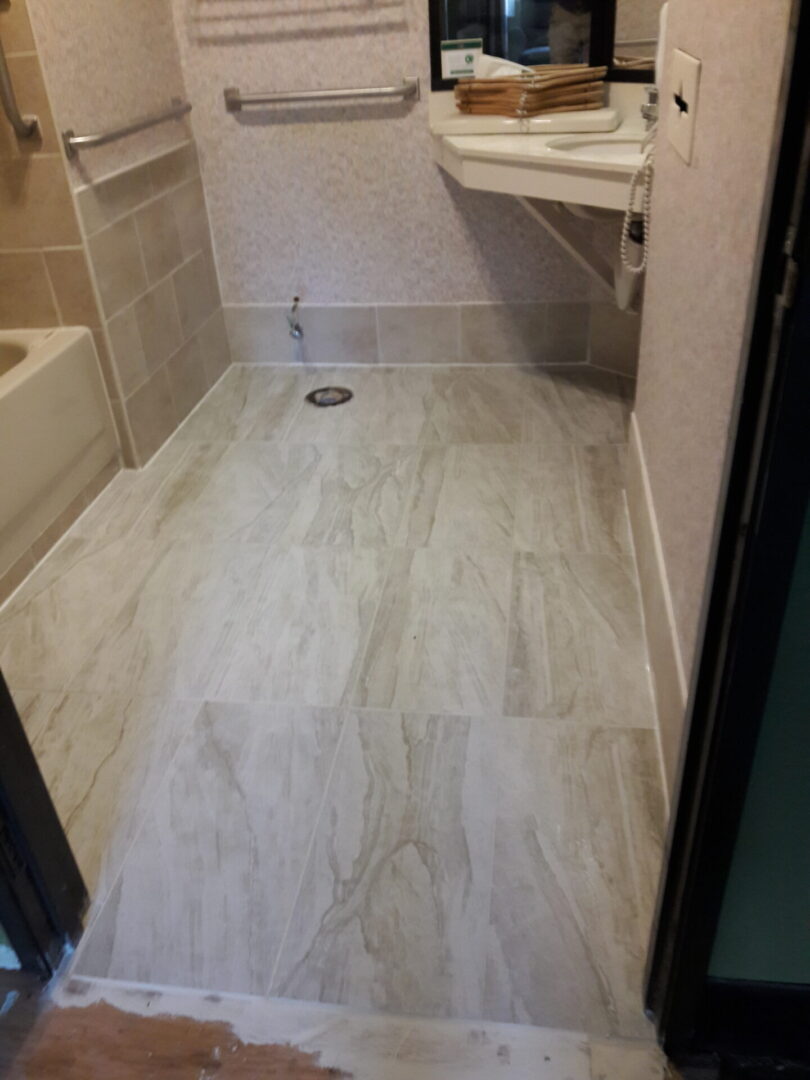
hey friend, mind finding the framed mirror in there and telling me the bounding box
[428,0,659,91]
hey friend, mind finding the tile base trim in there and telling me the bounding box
[224,303,621,370]
[626,413,688,799]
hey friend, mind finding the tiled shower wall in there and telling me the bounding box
[0,0,121,603]
[78,143,231,465]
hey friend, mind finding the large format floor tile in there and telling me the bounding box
[504,552,654,727]
[2,362,665,1042]
[72,541,266,698]
[135,442,419,549]
[270,711,498,1018]
[353,548,512,716]
[398,444,520,552]
[30,694,199,895]
[483,721,664,1037]
[75,703,344,994]
[515,444,630,556]
[210,545,391,705]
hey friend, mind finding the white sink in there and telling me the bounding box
[546,134,645,165]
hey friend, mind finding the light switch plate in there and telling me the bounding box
[668,48,701,164]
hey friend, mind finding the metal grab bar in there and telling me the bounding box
[224,76,420,113]
[0,34,38,138]
[62,97,192,158]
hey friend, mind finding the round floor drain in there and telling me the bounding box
[306,386,354,407]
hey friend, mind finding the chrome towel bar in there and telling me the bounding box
[224,76,420,112]
[0,33,38,138]
[62,97,192,158]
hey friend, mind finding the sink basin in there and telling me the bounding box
[546,134,645,164]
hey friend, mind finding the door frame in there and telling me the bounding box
[0,673,86,978]
[645,0,810,1064]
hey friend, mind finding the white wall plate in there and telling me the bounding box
[668,49,701,164]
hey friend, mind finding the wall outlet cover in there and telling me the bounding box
[668,49,701,164]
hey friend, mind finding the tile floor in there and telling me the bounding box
[0,364,665,1042]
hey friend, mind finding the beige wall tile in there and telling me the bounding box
[0,55,59,160]
[125,366,177,465]
[590,304,641,377]
[195,308,231,387]
[150,143,199,195]
[0,0,35,53]
[0,251,58,328]
[546,303,590,365]
[299,306,378,366]
[133,278,183,374]
[0,549,35,607]
[91,327,120,402]
[76,163,155,236]
[44,248,101,326]
[0,156,81,248]
[173,251,216,339]
[136,194,183,284]
[87,216,147,318]
[223,306,290,364]
[377,305,460,365]
[167,337,208,421]
[169,178,210,259]
[107,305,149,397]
[461,304,548,365]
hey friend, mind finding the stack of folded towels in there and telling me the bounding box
[454,63,608,118]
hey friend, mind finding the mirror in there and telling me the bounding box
[435,1,598,69]
[431,0,663,88]
[614,0,664,71]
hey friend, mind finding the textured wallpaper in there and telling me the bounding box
[634,0,795,675]
[27,0,191,182]
[169,0,590,304]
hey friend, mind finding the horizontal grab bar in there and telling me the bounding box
[224,76,420,112]
[0,34,38,139]
[62,97,192,158]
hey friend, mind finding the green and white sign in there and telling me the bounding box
[440,38,483,79]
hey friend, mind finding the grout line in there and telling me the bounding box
[264,711,350,995]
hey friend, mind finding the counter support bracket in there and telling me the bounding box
[517,196,616,297]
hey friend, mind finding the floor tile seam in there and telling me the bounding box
[264,712,351,996]
[68,697,209,977]
[194,692,659,732]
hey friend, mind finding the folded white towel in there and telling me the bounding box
[473,54,535,79]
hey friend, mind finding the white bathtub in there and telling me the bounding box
[0,328,119,582]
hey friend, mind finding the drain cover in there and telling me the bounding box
[306,386,354,407]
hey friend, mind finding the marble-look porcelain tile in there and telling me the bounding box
[75,703,344,994]
[522,369,632,445]
[0,535,155,692]
[353,548,512,715]
[589,1038,668,1079]
[421,369,525,443]
[285,367,435,446]
[31,694,199,896]
[270,711,497,1019]
[11,690,59,747]
[71,442,197,542]
[516,445,630,556]
[398,445,520,552]
[135,443,417,549]
[377,305,460,365]
[504,553,654,727]
[175,365,310,442]
[212,547,391,706]
[484,721,665,1037]
[72,541,266,698]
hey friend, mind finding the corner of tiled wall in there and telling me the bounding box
[78,141,231,465]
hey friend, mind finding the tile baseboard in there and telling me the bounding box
[626,413,688,800]
[224,302,636,371]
